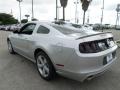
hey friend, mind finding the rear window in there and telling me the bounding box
[51,25,81,35]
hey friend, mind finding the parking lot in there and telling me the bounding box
[0,30,120,90]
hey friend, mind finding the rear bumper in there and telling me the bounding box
[57,45,117,82]
[57,57,116,82]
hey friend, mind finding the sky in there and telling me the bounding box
[0,0,120,25]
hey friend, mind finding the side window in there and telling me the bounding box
[20,24,36,35]
[37,26,50,34]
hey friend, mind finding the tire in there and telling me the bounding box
[36,51,56,81]
[7,40,15,54]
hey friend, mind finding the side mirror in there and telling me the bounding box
[13,30,19,34]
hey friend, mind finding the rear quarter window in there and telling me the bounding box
[37,26,50,34]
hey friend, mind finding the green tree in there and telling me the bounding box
[0,13,18,25]
[60,0,68,21]
[80,0,92,25]
[21,19,28,23]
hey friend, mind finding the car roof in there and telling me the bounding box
[27,21,51,25]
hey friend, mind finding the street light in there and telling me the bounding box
[116,4,120,28]
[56,0,58,20]
[16,0,22,24]
[101,0,104,32]
[25,14,30,21]
[74,0,79,24]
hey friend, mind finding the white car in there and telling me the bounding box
[7,21,117,81]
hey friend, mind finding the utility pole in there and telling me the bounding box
[116,4,120,28]
[32,0,34,20]
[101,0,104,25]
[16,0,22,24]
[56,0,58,20]
[74,0,79,24]
[57,6,61,20]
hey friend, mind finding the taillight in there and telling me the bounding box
[79,38,115,53]
[79,42,99,53]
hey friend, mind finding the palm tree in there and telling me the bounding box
[60,0,68,21]
[80,0,92,25]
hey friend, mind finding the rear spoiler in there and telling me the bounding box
[76,32,112,40]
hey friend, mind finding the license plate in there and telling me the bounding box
[106,54,113,63]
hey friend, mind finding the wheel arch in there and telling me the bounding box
[34,48,56,70]
[34,48,46,60]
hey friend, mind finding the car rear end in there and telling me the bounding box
[63,32,117,81]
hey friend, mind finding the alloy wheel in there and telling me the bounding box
[37,55,50,78]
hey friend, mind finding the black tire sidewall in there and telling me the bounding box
[36,51,56,81]
[7,40,15,54]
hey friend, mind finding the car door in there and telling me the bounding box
[13,23,36,57]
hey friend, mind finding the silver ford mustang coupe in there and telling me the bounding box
[7,21,117,81]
